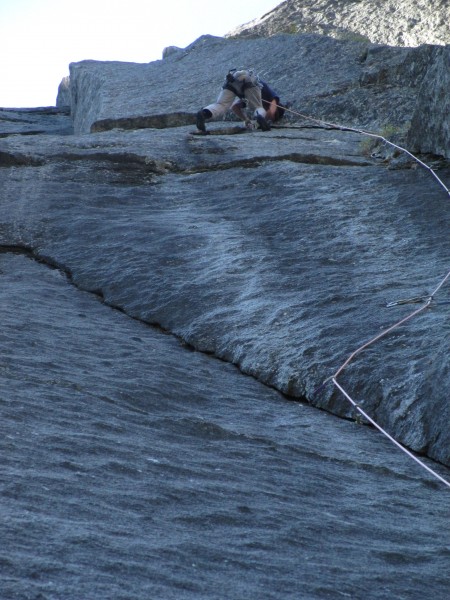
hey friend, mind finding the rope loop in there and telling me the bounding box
[279,104,450,489]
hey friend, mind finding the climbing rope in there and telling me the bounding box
[279,104,450,489]
[278,105,450,197]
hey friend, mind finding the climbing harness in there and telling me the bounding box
[278,103,450,489]
[223,69,262,98]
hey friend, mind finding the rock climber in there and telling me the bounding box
[196,69,273,134]
[231,80,285,126]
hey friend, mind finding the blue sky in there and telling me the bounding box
[0,0,280,108]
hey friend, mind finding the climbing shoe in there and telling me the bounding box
[256,114,271,131]
[196,109,212,133]
[196,110,206,132]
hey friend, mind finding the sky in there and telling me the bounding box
[0,0,281,108]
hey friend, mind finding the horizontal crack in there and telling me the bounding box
[90,112,195,133]
[0,151,44,167]
[0,130,48,139]
[183,153,371,174]
[0,148,369,175]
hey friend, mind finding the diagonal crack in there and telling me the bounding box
[0,243,309,406]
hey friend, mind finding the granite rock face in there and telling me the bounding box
[407,46,450,158]
[1,252,449,599]
[3,33,450,468]
[228,0,450,47]
[57,34,449,159]
[56,75,71,109]
[0,106,72,137]
[2,29,450,599]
